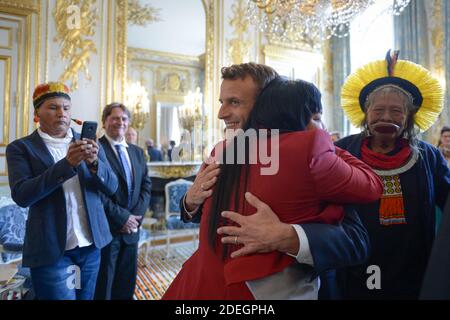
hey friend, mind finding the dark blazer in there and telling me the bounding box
[6,129,118,268]
[147,147,163,162]
[99,136,152,245]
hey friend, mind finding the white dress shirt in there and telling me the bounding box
[37,128,93,250]
[245,224,318,300]
[104,134,132,174]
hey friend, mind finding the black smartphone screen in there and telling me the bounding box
[80,121,98,140]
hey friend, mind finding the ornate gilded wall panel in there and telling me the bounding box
[115,0,127,102]
[0,55,11,147]
[227,0,251,65]
[52,0,99,90]
[0,8,37,181]
[127,0,161,26]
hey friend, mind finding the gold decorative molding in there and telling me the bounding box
[0,55,11,147]
[0,0,37,11]
[227,0,251,65]
[0,8,35,138]
[127,0,161,26]
[147,162,202,179]
[203,0,215,88]
[156,67,191,95]
[128,47,202,67]
[53,0,99,91]
[115,0,128,102]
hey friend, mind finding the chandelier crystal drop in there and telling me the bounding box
[246,0,411,45]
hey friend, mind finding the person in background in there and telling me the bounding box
[437,126,450,166]
[95,103,152,300]
[145,138,163,162]
[168,140,176,162]
[6,82,118,300]
[335,50,450,299]
[125,127,138,145]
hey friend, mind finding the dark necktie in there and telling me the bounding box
[115,144,133,208]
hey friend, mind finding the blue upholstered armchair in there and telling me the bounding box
[0,198,27,264]
[164,179,198,257]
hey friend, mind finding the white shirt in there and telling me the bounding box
[37,128,93,251]
[245,225,318,299]
[104,134,133,174]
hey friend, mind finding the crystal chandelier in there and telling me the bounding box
[246,0,411,45]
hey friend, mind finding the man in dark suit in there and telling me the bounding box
[6,82,118,300]
[95,102,152,300]
[145,139,163,162]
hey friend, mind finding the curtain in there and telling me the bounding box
[160,106,175,146]
[331,33,352,136]
[394,0,430,67]
[444,0,450,116]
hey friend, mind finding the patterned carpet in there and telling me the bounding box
[134,244,196,300]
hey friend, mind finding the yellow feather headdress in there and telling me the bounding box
[341,51,444,132]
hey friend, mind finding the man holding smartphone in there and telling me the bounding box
[95,103,152,300]
[6,82,118,300]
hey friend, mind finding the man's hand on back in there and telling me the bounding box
[217,192,299,258]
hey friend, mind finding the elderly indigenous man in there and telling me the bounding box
[6,82,118,300]
[334,50,450,299]
[95,103,152,300]
[178,63,372,299]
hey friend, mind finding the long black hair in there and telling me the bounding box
[208,77,324,255]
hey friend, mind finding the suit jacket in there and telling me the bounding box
[99,136,152,245]
[147,147,163,162]
[6,129,118,268]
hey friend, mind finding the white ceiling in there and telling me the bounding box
[127,0,206,56]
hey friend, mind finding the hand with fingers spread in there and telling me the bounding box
[185,162,221,212]
[66,140,93,167]
[217,192,299,258]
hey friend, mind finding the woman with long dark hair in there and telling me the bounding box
[163,77,383,300]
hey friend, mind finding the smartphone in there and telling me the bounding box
[80,121,98,140]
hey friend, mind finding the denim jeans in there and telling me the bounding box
[30,245,100,300]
